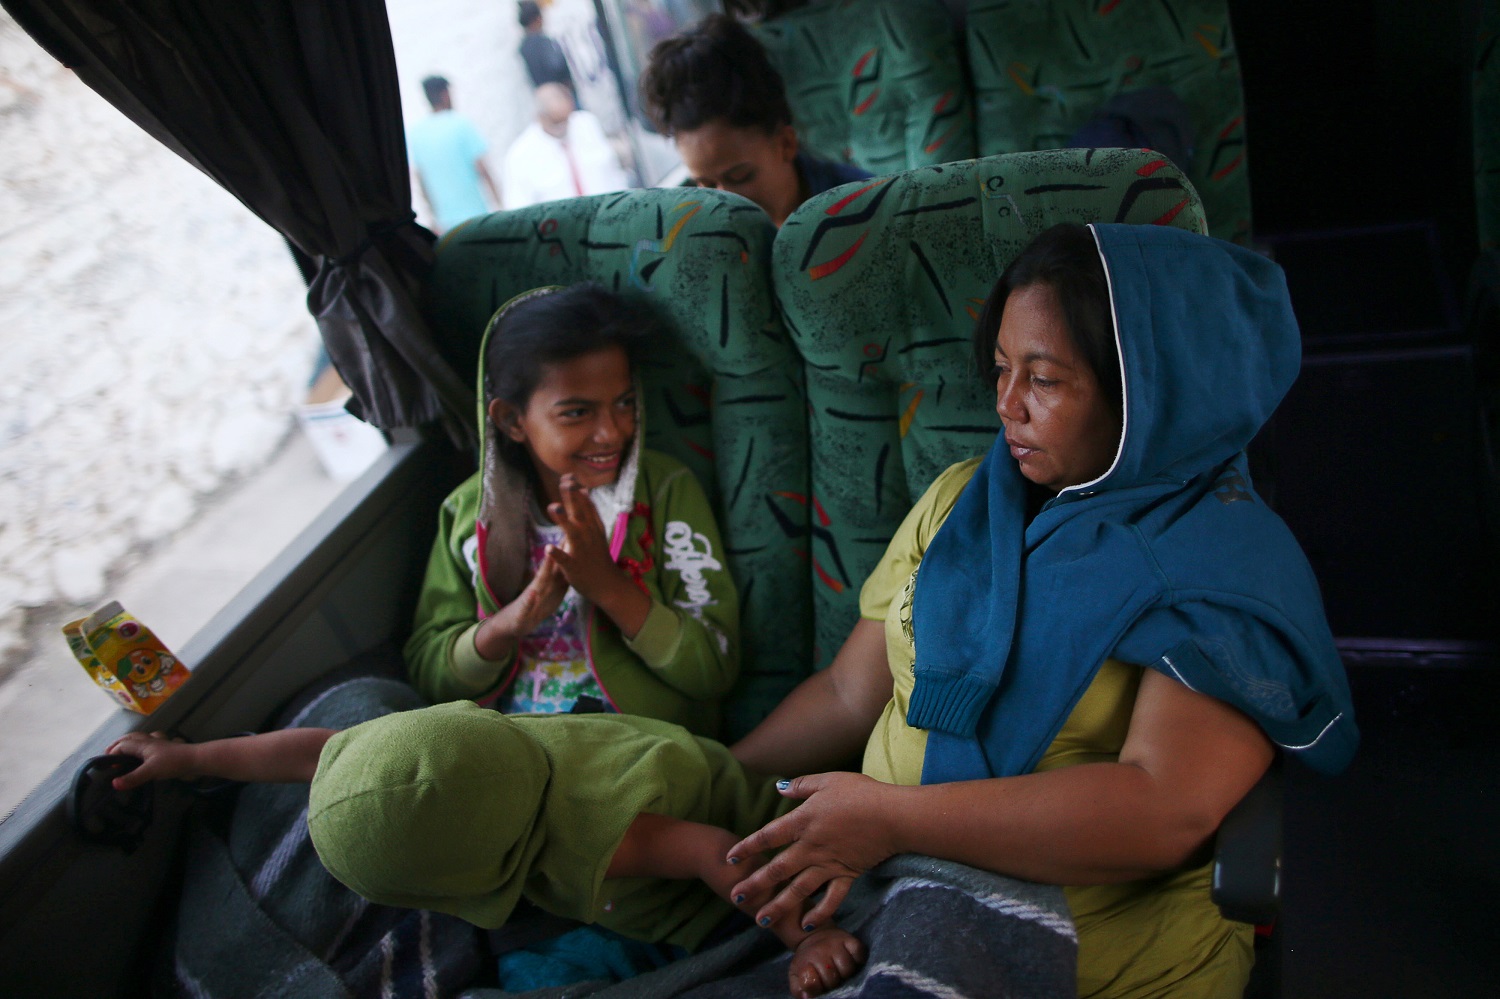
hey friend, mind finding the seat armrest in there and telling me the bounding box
[1212,760,1283,924]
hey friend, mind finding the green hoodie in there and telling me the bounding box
[403,288,740,735]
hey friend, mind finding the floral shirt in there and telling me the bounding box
[497,520,607,714]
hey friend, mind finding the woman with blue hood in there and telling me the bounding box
[726,223,1358,997]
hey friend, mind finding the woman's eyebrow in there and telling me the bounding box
[550,395,595,408]
[1023,350,1074,367]
[994,346,1073,367]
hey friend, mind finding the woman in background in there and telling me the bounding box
[638,13,870,226]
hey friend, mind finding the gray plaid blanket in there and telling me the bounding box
[502,853,1078,999]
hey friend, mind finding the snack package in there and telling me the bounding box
[61,618,136,711]
[62,602,191,714]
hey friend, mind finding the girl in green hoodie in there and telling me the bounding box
[404,283,740,735]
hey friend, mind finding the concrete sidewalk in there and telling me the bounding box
[0,430,351,818]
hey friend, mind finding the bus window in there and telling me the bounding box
[0,11,364,820]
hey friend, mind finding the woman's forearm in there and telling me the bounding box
[731,618,892,777]
[731,667,862,776]
[883,763,1226,884]
[732,669,1276,923]
[882,671,1273,882]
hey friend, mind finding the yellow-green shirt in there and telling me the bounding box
[858,459,1252,999]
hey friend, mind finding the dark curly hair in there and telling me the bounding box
[638,13,792,136]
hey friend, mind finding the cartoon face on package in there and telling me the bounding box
[62,602,191,714]
[116,647,180,694]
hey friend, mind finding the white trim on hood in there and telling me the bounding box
[1058,223,1129,497]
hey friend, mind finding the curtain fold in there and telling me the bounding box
[3,0,475,445]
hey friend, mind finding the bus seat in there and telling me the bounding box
[752,0,975,175]
[965,0,1253,246]
[772,147,1206,666]
[423,189,810,736]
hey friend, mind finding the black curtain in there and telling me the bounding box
[2,0,475,446]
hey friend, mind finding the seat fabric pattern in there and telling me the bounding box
[424,189,809,735]
[753,0,975,175]
[773,148,1207,666]
[1478,2,1499,254]
[966,0,1251,245]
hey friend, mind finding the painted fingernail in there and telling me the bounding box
[734,894,746,904]
[758,916,771,927]
[776,779,791,791]
[802,924,816,933]
[727,855,740,865]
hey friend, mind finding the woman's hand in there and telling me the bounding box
[727,772,903,931]
[547,474,650,637]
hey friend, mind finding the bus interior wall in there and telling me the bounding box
[1232,0,1481,282]
[1226,3,1499,996]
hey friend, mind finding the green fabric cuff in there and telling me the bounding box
[624,601,683,668]
[449,622,511,692]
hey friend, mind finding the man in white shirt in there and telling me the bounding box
[502,84,632,210]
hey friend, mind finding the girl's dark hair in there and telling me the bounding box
[484,282,656,415]
[972,222,1122,415]
[638,13,792,135]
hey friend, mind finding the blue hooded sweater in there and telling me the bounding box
[910,223,1358,784]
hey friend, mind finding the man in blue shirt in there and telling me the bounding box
[407,76,501,234]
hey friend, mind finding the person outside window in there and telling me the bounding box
[407,76,501,234]
[518,1,575,92]
[501,83,632,210]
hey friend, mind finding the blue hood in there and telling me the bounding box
[1082,224,1301,492]
[911,224,1358,782]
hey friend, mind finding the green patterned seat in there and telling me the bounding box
[966,0,1251,245]
[424,189,809,736]
[752,0,975,175]
[1477,1,1498,254]
[773,148,1207,665]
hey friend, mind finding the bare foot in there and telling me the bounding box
[787,925,866,998]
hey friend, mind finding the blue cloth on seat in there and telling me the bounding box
[795,151,873,197]
[1069,86,1197,174]
[496,925,685,991]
